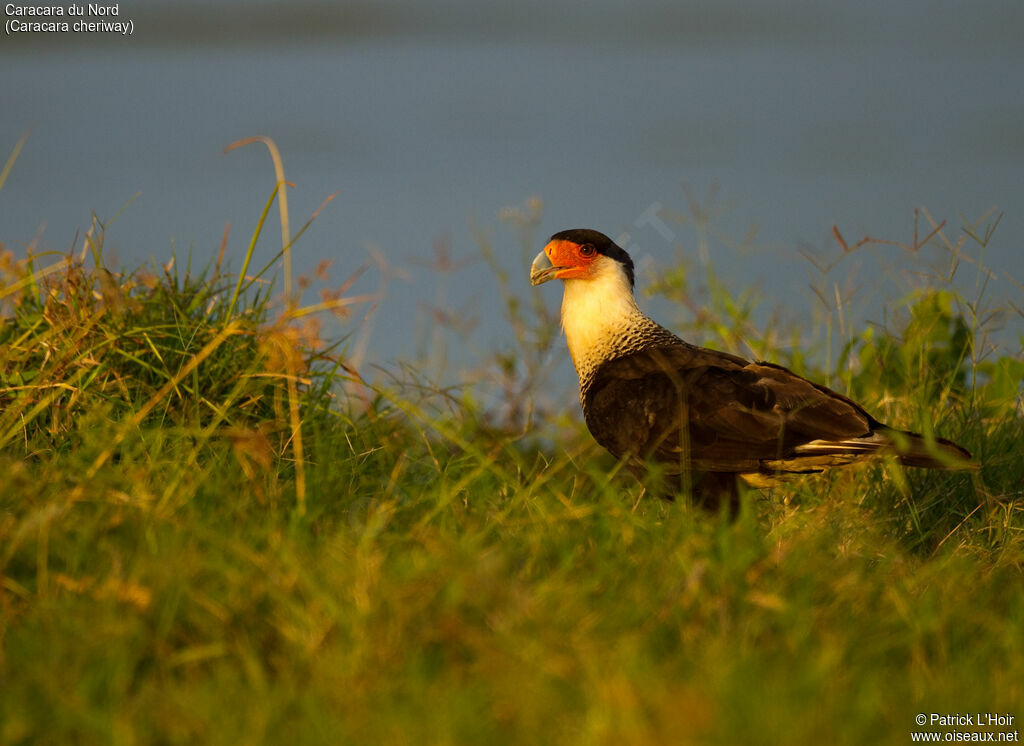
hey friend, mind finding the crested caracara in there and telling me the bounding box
[530,228,973,510]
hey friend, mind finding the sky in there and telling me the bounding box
[2,0,1021,397]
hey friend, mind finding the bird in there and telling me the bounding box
[530,228,974,511]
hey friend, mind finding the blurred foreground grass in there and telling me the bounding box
[0,152,1022,745]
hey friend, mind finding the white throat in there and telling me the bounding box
[560,259,648,379]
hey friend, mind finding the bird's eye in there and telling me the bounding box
[579,244,596,258]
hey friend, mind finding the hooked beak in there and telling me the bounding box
[530,250,560,286]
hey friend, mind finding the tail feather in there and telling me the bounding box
[793,427,974,470]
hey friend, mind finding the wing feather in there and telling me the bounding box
[583,342,902,475]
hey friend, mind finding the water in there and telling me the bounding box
[2,0,1022,394]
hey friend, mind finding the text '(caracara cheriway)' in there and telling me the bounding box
[530,229,973,511]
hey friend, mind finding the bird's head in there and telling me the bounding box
[529,229,647,378]
[530,229,635,289]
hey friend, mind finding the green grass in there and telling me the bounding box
[1,151,1022,744]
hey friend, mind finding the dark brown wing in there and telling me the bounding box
[583,342,884,474]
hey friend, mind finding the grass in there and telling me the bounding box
[1,144,1022,745]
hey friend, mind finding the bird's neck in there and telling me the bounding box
[560,267,664,388]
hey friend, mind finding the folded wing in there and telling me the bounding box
[583,343,971,480]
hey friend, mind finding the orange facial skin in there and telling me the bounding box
[544,239,599,280]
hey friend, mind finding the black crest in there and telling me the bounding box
[550,229,635,289]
